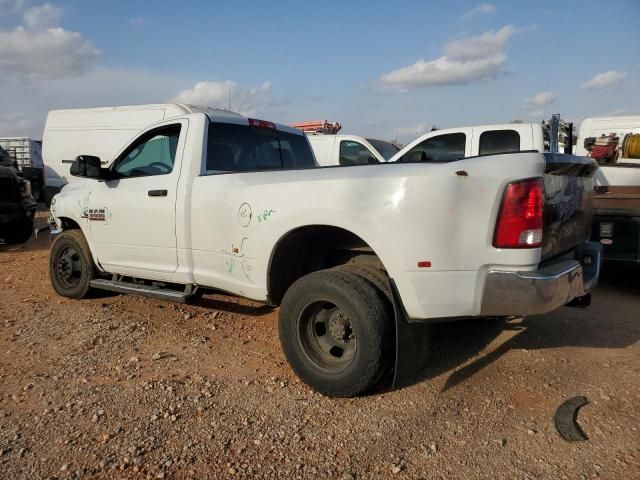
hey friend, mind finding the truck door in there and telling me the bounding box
[338,140,379,165]
[82,120,187,276]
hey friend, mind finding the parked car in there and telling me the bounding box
[0,146,36,245]
[47,105,600,397]
[0,137,45,203]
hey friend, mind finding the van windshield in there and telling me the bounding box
[206,122,316,172]
[366,139,399,160]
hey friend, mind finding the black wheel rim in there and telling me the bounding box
[54,246,83,289]
[298,300,357,373]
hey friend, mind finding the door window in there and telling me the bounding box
[339,141,378,166]
[400,133,466,162]
[114,125,181,178]
[479,130,520,155]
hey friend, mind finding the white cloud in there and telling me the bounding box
[23,3,61,29]
[380,25,516,89]
[129,16,145,26]
[581,70,626,89]
[0,2,99,78]
[170,80,273,116]
[524,91,555,109]
[0,26,99,77]
[460,3,496,20]
[523,91,555,118]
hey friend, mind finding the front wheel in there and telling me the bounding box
[279,269,393,397]
[49,230,96,299]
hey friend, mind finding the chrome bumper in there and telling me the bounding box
[480,242,602,316]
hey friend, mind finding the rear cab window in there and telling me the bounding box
[206,121,316,172]
[478,130,520,155]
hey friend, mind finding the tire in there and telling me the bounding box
[279,269,393,397]
[49,229,96,299]
[333,263,392,301]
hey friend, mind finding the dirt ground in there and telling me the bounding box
[1,214,639,479]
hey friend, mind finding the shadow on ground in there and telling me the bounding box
[407,261,640,392]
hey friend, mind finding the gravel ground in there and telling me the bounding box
[1,214,639,479]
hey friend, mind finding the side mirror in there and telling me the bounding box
[70,155,105,179]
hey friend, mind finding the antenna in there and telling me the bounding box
[228,87,231,111]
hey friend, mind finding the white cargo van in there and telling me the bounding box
[42,104,221,203]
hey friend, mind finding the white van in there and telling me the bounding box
[42,104,219,203]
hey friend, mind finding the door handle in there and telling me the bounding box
[148,189,168,197]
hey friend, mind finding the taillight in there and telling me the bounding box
[493,178,544,248]
[248,118,276,129]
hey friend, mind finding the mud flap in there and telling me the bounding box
[555,396,589,441]
[390,280,431,390]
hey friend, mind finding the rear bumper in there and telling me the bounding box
[480,242,602,316]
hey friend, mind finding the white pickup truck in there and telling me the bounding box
[307,133,399,166]
[48,106,601,397]
[308,122,552,166]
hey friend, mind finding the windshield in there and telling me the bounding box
[366,139,399,161]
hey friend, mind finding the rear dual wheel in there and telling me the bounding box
[279,268,393,397]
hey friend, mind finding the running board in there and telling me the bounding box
[90,278,189,303]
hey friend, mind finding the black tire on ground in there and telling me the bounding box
[333,263,396,379]
[49,229,96,299]
[2,218,34,245]
[279,269,393,397]
[333,263,392,301]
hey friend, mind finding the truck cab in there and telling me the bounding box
[390,123,545,162]
[290,120,399,167]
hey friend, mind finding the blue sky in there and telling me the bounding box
[1,0,639,142]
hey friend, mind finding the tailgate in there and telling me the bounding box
[541,153,598,261]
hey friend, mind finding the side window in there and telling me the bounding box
[114,126,181,178]
[479,130,520,155]
[339,141,378,166]
[401,133,466,162]
[206,122,315,172]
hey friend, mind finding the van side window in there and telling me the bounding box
[400,133,466,162]
[114,125,181,178]
[479,130,520,155]
[339,141,378,166]
[206,122,315,172]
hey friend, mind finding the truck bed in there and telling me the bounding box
[592,186,640,262]
[594,186,640,216]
